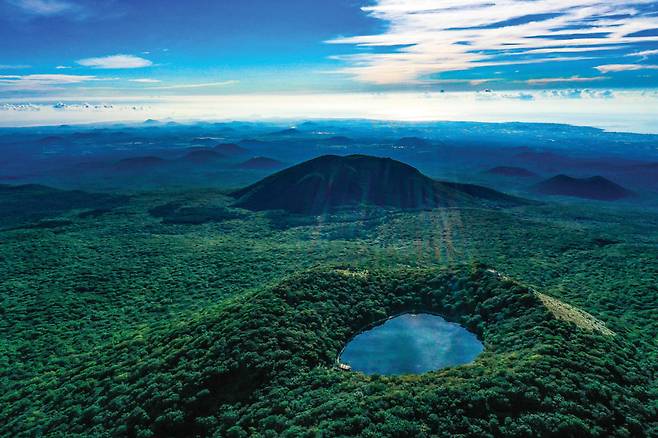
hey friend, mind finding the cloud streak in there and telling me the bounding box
[0,74,101,91]
[628,49,658,58]
[595,64,658,73]
[77,54,153,69]
[0,64,31,69]
[7,0,75,16]
[327,0,658,85]
[147,80,238,90]
[527,75,608,84]
[129,78,161,83]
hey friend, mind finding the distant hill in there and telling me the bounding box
[214,143,249,156]
[37,136,66,145]
[191,137,218,147]
[513,150,643,173]
[238,139,269,148]
[236,157,285,170]
[396,137,431,148]
[533,175,633,201]
[114,156,167,170]
[486,166,538,177]
[268,128,301,136]
[231,154,529,214]
[321,136,354,145]
[181,149,226,163]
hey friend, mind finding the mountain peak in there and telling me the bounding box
[231,154,528,214]
[534,174,633,201]
[236,156,285,170]
[214,143,249,156]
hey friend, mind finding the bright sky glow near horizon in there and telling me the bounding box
[1,0,657,132]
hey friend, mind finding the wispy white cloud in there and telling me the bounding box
[326,0,658,85]
[129,78,161,83]
[527,75,608,84]
[70,79,238,93]
[6,0,122,20]
[77,54,153,69]
[545,89,615,99]
[434,78,495,86]
[52,102,115,110]
[476,90,535,101]
[0,102,40,111]
[624,49,658,62]
[55,65,71,69]
[7,0,75,16]
[595,64,658,73]
[0,64,31,69]
[519,46,624,55]
[627,49,658,58]
[0,74,100,91]
[148,80,238,90]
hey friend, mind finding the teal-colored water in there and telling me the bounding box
[339,313,483,375]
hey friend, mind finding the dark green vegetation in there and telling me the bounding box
[149,201,244,225]
[232,155,529,214]
[1,181,658,436]
[1,121,658,436]
[2,263,656,437]
[534,175,633,201]
[0,184,128,228]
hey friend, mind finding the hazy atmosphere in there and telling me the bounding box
[1,0,658,131]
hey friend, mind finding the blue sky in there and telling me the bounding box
[1,0,657,95]
[1,0,658,132]
[0,0,382,94]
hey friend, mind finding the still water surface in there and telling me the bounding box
[339,313,483,375]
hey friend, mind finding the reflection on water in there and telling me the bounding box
[339,313,483,375]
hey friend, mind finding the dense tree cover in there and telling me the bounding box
[1,189,657,436]
[1,266,655,437]
[0,184,128,228]
[149,201,245,225]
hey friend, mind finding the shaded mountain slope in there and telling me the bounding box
[181,149,226,163]
[214,143,249,156]
[231,154,529,214]
[533,175,633,201]
[114,156,167,171]
[235,156,285,170]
